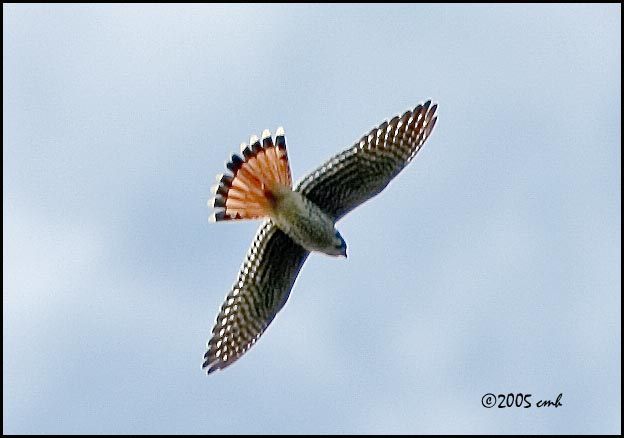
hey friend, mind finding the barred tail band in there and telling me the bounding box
[209,128,292,222]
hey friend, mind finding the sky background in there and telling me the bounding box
[3,4,621,434]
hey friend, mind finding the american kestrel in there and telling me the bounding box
[203,100,438,374]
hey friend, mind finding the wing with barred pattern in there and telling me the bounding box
[296,101,437,220]
[202,220,309,374]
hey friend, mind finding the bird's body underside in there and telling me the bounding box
[203,101,438,374]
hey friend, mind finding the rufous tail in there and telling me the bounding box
[209,128,292,222]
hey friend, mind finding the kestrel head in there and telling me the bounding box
[328,230,347,258]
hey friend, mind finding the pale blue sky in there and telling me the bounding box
[3,4,621,434]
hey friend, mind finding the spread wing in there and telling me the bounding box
[296,101,438,220]
[202,220,309,374]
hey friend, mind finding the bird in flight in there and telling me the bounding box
[203,100,438,374]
